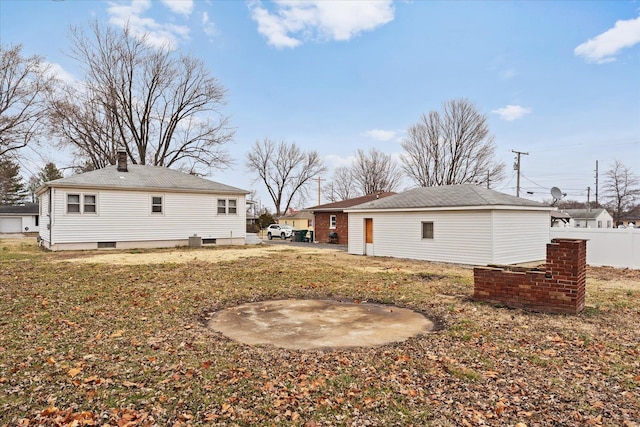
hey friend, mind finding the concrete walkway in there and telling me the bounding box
[208,299,434,350]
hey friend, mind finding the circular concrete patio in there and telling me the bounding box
[208,299,435,350]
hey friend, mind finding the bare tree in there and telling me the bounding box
[352,147,404,195]
[49,22,233,173]
[324,166,360,202]
[246,138,326,216]
[0,44,55,157]
[401,99,505,187]
[603,160,639,224]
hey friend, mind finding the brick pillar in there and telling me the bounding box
[546,239,587,313]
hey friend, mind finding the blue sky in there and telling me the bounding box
[1,0,639,209]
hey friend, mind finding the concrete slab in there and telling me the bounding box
[208,299,434,350]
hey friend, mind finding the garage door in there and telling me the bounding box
[0,217,22,233]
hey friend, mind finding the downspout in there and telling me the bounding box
[48,187,53,246]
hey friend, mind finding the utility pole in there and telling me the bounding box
[487,170,490,189]
[594,160,599,206]
[586,186,591,228]
[512,150,529,197]
[316,176,324,206]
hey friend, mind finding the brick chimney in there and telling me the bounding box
[117,150,128,172]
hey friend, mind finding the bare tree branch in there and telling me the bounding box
[603,160,640,224]
[352,148,403,195]
[0,44,55,157]
[49,22,234,173]
[324,166,360,202]
[246,138,326,216]
[401,99,505,188]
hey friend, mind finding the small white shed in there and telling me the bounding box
[36,155,249,251]
[345,185,554,265]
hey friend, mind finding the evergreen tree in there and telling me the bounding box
[0,159,28,205]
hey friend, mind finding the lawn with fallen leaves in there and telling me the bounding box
[1,237,639,426]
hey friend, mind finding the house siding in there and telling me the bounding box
[40,187,246,249]
[491,210,549,264]
[348,209,550,265]
[348,210,494,264]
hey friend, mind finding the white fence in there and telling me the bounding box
[550,228,640,269]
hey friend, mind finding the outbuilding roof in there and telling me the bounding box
[346,185,551,211]
[37,165,248,195]
[307,192,396,212]
[563,208,610,220]
[0,203,39,215]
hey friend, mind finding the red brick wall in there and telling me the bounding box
[473,239,587,314]
[314,211,349,244]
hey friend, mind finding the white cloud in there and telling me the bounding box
[492,105,532,121]
[160,0,193,16]
[202,11,217,37]
[575,15,640,64]
[365,129,396,141]
[43,62,77,85]
[249,0,395,49]
[107,0,191,50]
[324,154,355,169]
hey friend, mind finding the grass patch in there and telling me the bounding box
[1,240,638,425]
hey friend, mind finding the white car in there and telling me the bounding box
[266,224,294,240]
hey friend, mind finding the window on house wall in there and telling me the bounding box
[597,220,602,228]
[422,221,434,239]
[67,194,80,213]
[217,198,238,215]
[217,199,227,214]
[607,220,611,228]
[84,195,97,213]
[330,215,336,229]
[35,216,39,226]
[151,196,163,214]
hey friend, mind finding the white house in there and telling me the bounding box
[36,153,249,251]
[563,208,613,228]
[345,185,554,265]
[0,203,39,233]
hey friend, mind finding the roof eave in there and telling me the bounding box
[345,205,554,213]
[39,182,249,195]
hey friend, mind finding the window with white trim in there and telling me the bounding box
[217,198,238,215]
[84,195,96,213]
[330,215,337,229]
[67,193,98,214]
[67,194,80,213]
[422,221,434,239]
[151,196,163,214]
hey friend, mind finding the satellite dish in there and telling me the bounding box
[550,186,566,206]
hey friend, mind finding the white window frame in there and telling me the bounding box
[151,195,164,215]
[66,193,98,215]
[421,221,434,239]
[83,194,97,214]
[329,215,337,229]
[217,198,238,215]
[67,193,80,214]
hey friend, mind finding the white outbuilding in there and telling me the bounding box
[36,153,249,251]
[345,185,554,265]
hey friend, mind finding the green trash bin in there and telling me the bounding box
[293,230,307,242]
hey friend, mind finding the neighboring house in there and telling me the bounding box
[307,192,395,244]
[551,210,571,227]
[0,203,39,233]
[345,184,554,265]
[619,205,640,228]
[36,152,249,251]
[278,209,314,232]
[563,208,613,228]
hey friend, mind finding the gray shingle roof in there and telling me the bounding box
[563,208,609,220]
[346,185,550,210]
[40,165,248,195]
[0,203,39,214]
